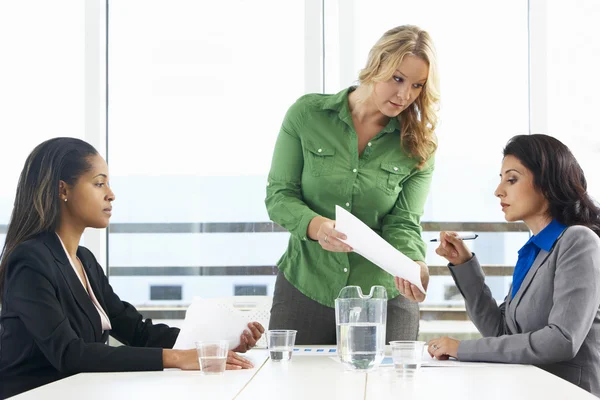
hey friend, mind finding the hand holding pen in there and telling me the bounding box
[430,234,478,242]
[434,232,475,266]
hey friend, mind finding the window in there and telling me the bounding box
[5,0,599,342]
[107,0,311,306]
[0,0,85,247]
[543,0,600,199]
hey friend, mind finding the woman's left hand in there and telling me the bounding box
[226,350,255,370]
[395,261,429,302]
[232,322,265,353]
[427,337,460,360]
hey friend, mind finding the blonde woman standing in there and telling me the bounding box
[266,25,440,344]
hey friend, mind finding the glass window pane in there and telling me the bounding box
[0,0,85,245]
[545,0,600,199]
[108,0,308,306]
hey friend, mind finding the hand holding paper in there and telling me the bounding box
[173,298,249,351]
[335,205,426,294]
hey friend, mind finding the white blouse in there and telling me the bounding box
[56,234,112,331]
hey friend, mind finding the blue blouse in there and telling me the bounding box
[511,219,567,298]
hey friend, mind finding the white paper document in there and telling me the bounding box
[173,299,248,350]
[335,205,425,294]
[420,352,525,368]
[379,354,526,368]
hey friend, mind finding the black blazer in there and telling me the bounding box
[0,232,180,397]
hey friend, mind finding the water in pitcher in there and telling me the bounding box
[337,322,385,370]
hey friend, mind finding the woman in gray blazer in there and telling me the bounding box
[410,134,600,396]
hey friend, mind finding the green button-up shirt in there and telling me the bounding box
[265,87,435,307]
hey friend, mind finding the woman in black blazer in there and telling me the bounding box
[0,138,264,398]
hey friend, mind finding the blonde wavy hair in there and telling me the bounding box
[358,25,440,168]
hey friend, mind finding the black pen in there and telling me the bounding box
[430,234,479,242]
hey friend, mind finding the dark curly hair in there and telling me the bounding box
[503,134,600,237]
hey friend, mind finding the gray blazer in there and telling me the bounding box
[450,225,600,396]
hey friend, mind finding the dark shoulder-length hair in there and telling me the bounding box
[0,137,98,302]
[503,134,600,237]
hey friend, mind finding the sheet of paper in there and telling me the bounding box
[378,354,527,368]
[335,205,425,293]
[421,358,526,368]
[173,299,248,350]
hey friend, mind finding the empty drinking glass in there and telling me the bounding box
[195,340,229,375]
[267,330,297,361]
[389,341,426,377]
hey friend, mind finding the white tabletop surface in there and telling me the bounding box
[11,350,270,400]
[236,356,366,399]
[10,369,260,400]
[10,349,597,400]
[366,365,596,400]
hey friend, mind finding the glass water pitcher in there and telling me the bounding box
[335,285,387,371]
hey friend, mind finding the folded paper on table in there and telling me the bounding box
[335,205,425,294]
[173,298,248,350]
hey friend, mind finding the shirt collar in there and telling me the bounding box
[321,86,400,134]
[518,219,567,256]
[529,219,568,252]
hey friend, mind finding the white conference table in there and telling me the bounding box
[11,349,597,400]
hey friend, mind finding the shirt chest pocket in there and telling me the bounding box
[376,162,412,194]
[304,142,336,177]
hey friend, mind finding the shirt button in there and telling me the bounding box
[393,167,398,171]
[367,142,372,147]
[352,168,357,173]
[345,202,350,207]
[344,268,348,273]
[266,182,270,186]
[318,148,322,153]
